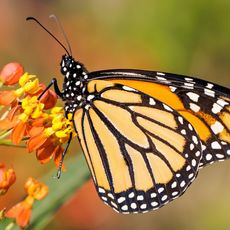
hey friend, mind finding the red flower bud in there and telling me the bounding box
[0,63,24,85]
[38,84,58,109]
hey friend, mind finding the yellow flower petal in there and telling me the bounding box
[51,107,63,114]
[44,127,54,137]
[55,130,68,138]
[19,72,29,87]
[24,79,40,94]
[19,113,29,122]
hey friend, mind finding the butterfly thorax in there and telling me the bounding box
[60,55,89,113]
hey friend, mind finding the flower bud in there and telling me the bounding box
[0,163,16,195]
[0,63,24,85]
[38,84,58,109]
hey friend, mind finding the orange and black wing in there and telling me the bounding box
[73,80,202,213]
[88,70,230,168]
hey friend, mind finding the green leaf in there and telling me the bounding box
[0,218,19,230]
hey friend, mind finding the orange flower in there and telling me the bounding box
[0,90,18,106]
[11,120,27,145]
[5,200,32,228]
[0,62,24,85]
[36,140,64,167]
[0,107,19,131]
[0,163,16,195]
[24,177,48,200]
[11,96,46,145]
[5,177,48,229]
[0,72,42,106]
[0,62,75,170]
[27,107,74,167]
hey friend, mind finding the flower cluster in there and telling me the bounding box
[0,62,76,228]
[0,62,75,166]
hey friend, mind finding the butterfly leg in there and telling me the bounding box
[38,78,63,99]
[56,132,73,179]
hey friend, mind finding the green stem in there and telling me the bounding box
[0,139,25,148]
[0,130,12,139]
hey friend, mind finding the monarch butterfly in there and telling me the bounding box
[27,17,230,214]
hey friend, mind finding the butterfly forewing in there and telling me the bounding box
[88,70,230,168]
[74,80,202,213]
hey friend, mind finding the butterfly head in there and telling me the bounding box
[60,54,88,77]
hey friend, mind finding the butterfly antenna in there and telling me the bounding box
[49,14,72,56]
[26,16,70,56]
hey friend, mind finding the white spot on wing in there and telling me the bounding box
[172,191,178,196]
[111,201,118,208]
[137,195,144,201]
[98,188,105,193]
[192,135,199,144]
[186,92,200,102]
[150,193,157,198]
[183,83,194,89]
[212,103,222,114]
[128,192,135,198]
[158,187,164,193]
[149,98,156,105]
[156,76,167,81]
[206,154,212,161]
[85,104,90,110]
[206,83,214,89]
[163,104,173,112]
[87,95,95,101]
[117,197,125,203]
[204,88,215,97]
[216,154,224,159]
[190,143,195,150]
[157,72,165,76]
[181,129,186,135]
[169,86,177,92]
[108,193,114,199]
[211,121,224,134]
[178,116,184,124]
[180,181,186,187]
[191,159,197,167]
[185,77,194,81]
[190,103,200,112]
[217,99,228,107]
[171,182,177,189]
[151,201,158,207]
[122,86,137,92]
[121,205,128,211]
[211,141,221,149]
[131,203,137,209]
[140,204,147,209]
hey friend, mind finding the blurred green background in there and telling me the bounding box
[0,0,230,229]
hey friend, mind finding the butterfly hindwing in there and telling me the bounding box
[73,80,202,213]
[88,70,230,168]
